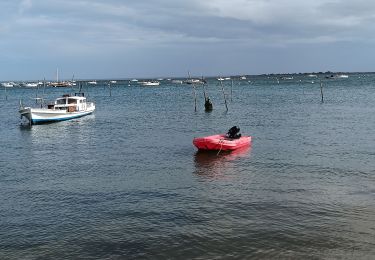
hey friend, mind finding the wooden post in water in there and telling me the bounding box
[43,78,46,96]
[35,82,39,104]
[231,79,233,102]
[320,80,324,103]
[188,71,197,111]
[4,85,7,101]
[220,79,228,111]
[78,81,82,93]
[193,84,197,112]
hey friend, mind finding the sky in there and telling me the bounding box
[1,0,375,80]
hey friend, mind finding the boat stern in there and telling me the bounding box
[19,107,33,123]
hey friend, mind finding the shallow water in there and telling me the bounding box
[1,75,374,259]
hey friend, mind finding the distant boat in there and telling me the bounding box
[326,74,349,79]
[185,79,204,84]
[240,76,247,80]
[19,93,95,124]
[48,68,72,87]
[171,80,183,84]
[24,82,39,88]
[131,79,138,82]
[110,80,117,84]
[87,81,97,85]
[2,82,14,88]
[49,81,71,87]
[139,81,160,86]
[217,77,225,81]
[308,74,317,78]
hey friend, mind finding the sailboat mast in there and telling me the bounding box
[57,68,59,83]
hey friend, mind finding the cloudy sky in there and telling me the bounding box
[1,0,375,80]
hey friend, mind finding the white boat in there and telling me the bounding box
[110,80,117,84]
[171,80,183,84]
[185,79,204,84]
[24,82,39,88]
[19,93,95,124]
[326,74,349,79]
[131,79,138,82]
[2,82,14,88]
[139,81,160,86]
[87,81,97,85]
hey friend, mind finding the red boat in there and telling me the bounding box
[193,134,252,151]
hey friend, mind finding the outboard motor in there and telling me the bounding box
[226,126,241,139]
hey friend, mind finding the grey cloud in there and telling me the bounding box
[1,0,375,79]
[4,0,375,45]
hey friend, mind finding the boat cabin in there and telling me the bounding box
[52,94,88,112]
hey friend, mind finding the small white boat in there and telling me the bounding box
[139,81,160,86]
[171,80,183,84]
[109,80,117,84]
[326,74,349,79]
[19,93,95,124]
[185,79,204,84]
[87,81,97,85]
[24,82,39,88]
[131,79,138,82]
[2,82,14,88]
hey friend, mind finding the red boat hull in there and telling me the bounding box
[193,134,251,151]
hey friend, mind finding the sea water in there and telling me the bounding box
[0,74,374,259]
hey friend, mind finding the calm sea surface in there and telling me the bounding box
[0,74,374,259]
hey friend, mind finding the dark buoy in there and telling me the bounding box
[204,97,213,111]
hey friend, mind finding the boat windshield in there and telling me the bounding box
[56,98,66,105]
[68,98,77,104]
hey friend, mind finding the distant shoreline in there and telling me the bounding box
[1,71,373,83]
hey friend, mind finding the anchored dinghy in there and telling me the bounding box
[193,126,251,151]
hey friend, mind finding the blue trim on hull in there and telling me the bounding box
[31,111,93,124]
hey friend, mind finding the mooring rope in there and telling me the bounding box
[217,138,225,156]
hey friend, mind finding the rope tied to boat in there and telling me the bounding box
[217,138,225,156]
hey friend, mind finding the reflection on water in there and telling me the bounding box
[194,146,251,178]
[18,115,96,164]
